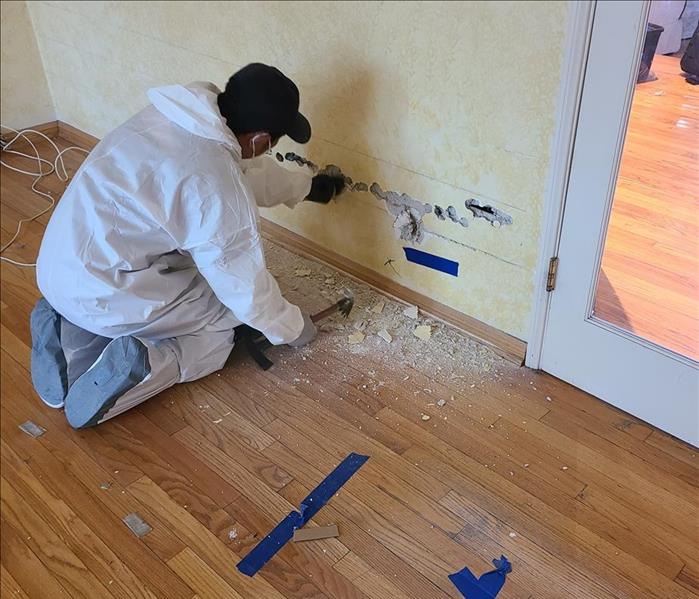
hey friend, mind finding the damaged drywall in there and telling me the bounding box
[445,206,469,228]
[465,199,512,226]
[370,183,432,244]
[278,152,512,244]
[318,164,369,193]
[283,153,369,192]
[284,152,318,170]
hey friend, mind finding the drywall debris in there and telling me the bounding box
[421,414,431,421]
[18,421,45,438]
[413,325,432,341]
[370,183,432,244]
[436,398,447,407]
[403,305,419,319]
[295,268,312,277]
[293,524,339,542]
[123,513,152,538]
[446,206,469,228]
[465,199,513,226]
[377,329,393,343]
[353,319,368,331]
[371,301,385,314]
[228,528,238,541]
[284,152,318,171]
[348,331,365,344]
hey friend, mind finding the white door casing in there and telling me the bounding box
[537,0,699,445]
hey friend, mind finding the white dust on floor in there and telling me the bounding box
[264,241,519,392]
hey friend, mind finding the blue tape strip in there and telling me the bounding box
[449,556,511,599]
[237,452,369,576]
[403,247,459,276]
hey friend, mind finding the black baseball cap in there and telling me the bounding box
[218,63,311,144]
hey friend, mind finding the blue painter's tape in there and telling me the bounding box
[449,556,512,599]
[403,247,459,276]
[237,452,369,576]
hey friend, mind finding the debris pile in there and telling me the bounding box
[268,241,517,389]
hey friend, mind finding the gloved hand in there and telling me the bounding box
[306,173,346,204]
[288,312,317,347]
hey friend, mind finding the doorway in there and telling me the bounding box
[538,1,699,445]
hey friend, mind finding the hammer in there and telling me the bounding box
[238,290,355,370]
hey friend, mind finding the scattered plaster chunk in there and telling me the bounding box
[348,331,365,344]
[413,325,432,341]
[377,329,393,344]
[371,301,385,314]
[403,305,419,319]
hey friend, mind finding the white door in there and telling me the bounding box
[541,1,699,445]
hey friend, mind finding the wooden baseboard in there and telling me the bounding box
[51,119,526,363]
[57,122,99,150]
[1,121,59,145]
[260,219,526,364]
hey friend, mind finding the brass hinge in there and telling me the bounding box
[546,257,559,292]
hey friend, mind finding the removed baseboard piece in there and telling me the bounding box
[292,524,339,542]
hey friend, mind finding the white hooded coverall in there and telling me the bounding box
[36,81,313,420]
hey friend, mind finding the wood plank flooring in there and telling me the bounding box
[595,54,699,360]
[1,135,698,598]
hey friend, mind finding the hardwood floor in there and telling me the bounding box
[595,54,699,361]
[1,135,698,598]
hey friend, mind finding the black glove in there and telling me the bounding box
[306,174,346,204]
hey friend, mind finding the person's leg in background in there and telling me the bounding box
[63,308,238,428]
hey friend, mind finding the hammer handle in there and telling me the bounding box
[311,303,341,323]
[249,300,343,346]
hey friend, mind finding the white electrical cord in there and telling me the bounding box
[0,125,89,267]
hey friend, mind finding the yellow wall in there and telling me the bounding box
[26,1,569,340]
[1,0,54,129]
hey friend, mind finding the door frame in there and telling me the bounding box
[526,0,600,368]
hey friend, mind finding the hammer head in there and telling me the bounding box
[338,289,354,318]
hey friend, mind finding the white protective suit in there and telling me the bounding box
[36,81,313,418]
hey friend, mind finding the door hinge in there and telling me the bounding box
[546,257,559,292]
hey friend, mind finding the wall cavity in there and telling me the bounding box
[464,199,512,226]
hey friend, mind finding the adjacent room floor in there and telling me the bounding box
[595,54,699,361]
[1,136,698,598]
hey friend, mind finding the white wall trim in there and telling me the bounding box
[525,0,596,368]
